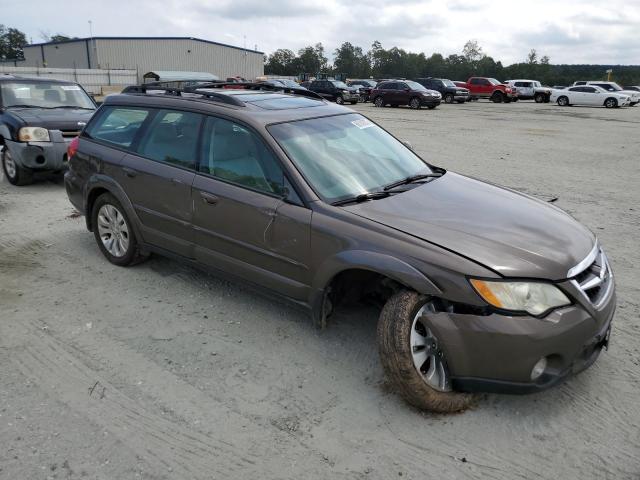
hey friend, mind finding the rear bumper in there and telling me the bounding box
[5,133,71,171]
[425,283,616,394]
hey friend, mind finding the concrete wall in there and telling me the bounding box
[22,38,264,81]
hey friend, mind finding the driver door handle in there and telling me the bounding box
[200,192,219,205]
[122,167,137,178]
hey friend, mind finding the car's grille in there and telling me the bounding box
[61,130,81,138]
[570,246,612,307]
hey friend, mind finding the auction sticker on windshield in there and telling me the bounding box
[61,85,82,90]
[351,118,374,129]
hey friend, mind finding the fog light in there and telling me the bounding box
[531,357,547,381]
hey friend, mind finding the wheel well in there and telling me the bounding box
[86,187,110,231]
[324,269,408,316]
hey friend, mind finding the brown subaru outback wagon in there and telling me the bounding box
[65,83,615,412]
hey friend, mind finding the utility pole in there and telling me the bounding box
[88,20,93,38]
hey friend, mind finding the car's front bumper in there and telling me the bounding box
[420,97,441,106]
[425,279,616,394]
[454,93,470,102]
[340,93,360,102]
[5,132,72,171]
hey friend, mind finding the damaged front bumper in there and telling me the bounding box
[5,131,73,171]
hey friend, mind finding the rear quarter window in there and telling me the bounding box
[85,107,149,148]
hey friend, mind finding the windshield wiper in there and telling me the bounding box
[6,104,42,109]
[383,172,443,191]
[332,190,394,206]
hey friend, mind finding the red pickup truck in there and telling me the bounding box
[464,77,517,103]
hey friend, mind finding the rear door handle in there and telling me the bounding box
[200,192,219,205]
[122,167,137,178]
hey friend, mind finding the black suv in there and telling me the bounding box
[307,79,359,104]
[415,78,470,104]
[64,82,615,413]
[0,75,96,185]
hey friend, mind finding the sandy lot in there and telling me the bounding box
[1,100,639,479]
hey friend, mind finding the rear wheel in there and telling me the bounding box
[374,96,384,107]
[534,93,545,103]
[443,93,454,104]
[409,97,421,109]
[92,193,147,267]
[604,97,618,108]
[377,290,474,413]
[557,96,569,106]
[2,148,33,186]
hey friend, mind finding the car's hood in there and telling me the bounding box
[343,172,595,280]
[9,108,95,130]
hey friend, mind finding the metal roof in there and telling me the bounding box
[143,71,220,82]
[24,36,264,55]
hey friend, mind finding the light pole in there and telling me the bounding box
[88,20,93,38]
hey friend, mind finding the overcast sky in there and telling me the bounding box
[2,0,639,65]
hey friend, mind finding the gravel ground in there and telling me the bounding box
[1,100,639,479]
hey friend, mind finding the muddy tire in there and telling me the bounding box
[377,290,474,413]
[534,93,545,103]
[2,148,33,186]
[92,193,147,267]
[491,91,504,103]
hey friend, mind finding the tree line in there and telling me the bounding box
[0,24,75,61]
[265,40,640,87]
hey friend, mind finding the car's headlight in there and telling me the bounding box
[469,279,571,316]
[19,127,50,142]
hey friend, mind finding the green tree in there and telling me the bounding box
[333,42,370,78]
[0,25,28,60]
[527,49,538,64]
[462,40,483,63]
[297,43,328,75]
[264,48,298,75]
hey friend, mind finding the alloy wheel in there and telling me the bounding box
[97,204,130,257]
[410,303,451,392]
[3,149,17,179]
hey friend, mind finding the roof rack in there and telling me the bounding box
[121,84,244,106]
[188,82,324,101]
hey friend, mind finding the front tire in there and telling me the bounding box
[2,148,33,186]
[534,93,545,103]
[336,95,345,105]
[377,290,474,413]
[604,97,618,108]
[374,96,384,107]
[409,97,421,109]
[557,96,569,106]
[491,92,504,103]
[444,93,454,104]
[92,193,146,267]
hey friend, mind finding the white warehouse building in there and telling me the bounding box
[21,36,264,81]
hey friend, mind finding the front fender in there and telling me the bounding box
[84,175,144,246]
[309,250,442,327]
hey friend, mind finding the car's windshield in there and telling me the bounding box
[442,79,455,87]
[405,80,427,91]
[331,81,349,89]
[277,79,300,88]
[268,113,432,203]
[533,81,542,87]
[1,82,95,109]
[488,78,501,85]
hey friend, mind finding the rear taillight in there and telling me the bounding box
[67,136,79,160]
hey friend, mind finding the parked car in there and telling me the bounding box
[463,77,517,103]
[0,75,97,185]
[415,78,470,104]
[347,79,377,102]
[552,86,567,90]
[504,80,552,103]
[583,81,640,106]
[551,85,631,108]
[65,83,615,412]
[259,78,308,91]
[370,80,441,109]
[307,79,359,104]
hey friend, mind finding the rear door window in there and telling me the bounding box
[137,109,203,170]
[85,107,150,148]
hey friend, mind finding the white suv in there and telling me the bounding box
[574,81,639,106]
[505,80,552,103]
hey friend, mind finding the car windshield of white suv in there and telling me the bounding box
[1,82,95,109]
[268,113,432,203]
